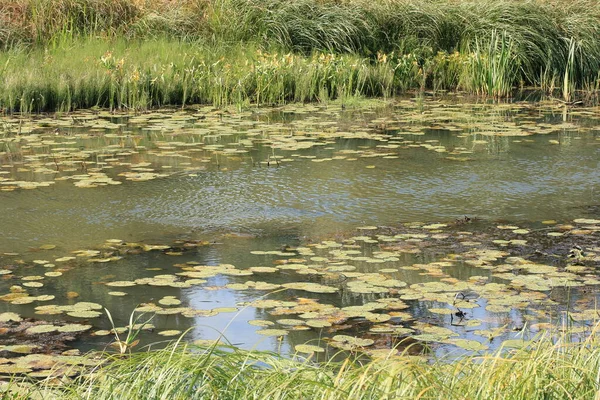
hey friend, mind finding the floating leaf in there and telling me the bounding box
[0,345,38,354]
[573,218,600,224]
[158,296,182,306]
[26,325,58,334]
[57,324,93,333]
[295,344,325,354]
[22,282,43,288]
[448,339,489,351]
[248,320,274,327]
[67,311,102,318]
[282,282,338,294]
[331,335,374,347]
[306,320,332,328]
[106,281,137,287]
[256,329,288,337]
[108,291,127,296]
[158,330,182,337]
[213,307,238,313]
[276,319,305,326]
[0,312,22,322]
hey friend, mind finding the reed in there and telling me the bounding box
[0,39,398,112]
[1,0,600,111]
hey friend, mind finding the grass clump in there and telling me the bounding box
[8,328,600,400]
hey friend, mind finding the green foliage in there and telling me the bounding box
[13,328,600,399]
[0,39,399,112]
[460,30,519,97]
[1,0,600,111]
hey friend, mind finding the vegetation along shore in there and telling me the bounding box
[1,1,600,399]
[5,328,600,399]
[1,0,600,112]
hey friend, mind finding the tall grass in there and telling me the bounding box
[1,0,600,111]
[0,39,401,112]
[13,327,600,399]
[460,30,519,97]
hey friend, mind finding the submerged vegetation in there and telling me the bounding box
[1,0,600,111]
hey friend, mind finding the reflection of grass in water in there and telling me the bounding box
[12,325,600,399]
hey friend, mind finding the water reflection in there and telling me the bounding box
[0,98,598,357]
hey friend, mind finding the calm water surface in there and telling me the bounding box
[0,97,598,356]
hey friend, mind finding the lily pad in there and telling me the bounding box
[295,344,325,354]
[256,329,288,337]
[0,312,22,322]
[26,325,58,335]
[158,296,182,306]
[158,330,182,337]
[67,310,102,318]
[331,335,374,347]
[282,282,338,294]
[448,339,489,351]
[57,324,93,333]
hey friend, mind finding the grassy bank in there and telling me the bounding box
[7,330,600,400]
[0,39,399,112]
[1,0,600,111]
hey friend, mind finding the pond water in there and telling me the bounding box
[0,97,598,361]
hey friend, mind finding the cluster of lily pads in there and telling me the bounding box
[1,98,598,191]
[0,216,596,367]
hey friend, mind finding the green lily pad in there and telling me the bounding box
[55,256,76,262]
[256,329,288,337]
[67,310,102,318]
[412,334,448,342]
[0,365,32,374]
[158,296,181,306]
[26,325,58,335]
[448,339,489,351]
[248,320,274,327]
[0,345,38,354]
[306,319,332,328]
[92,330,112,336]
[573,218,600,224]
[158,330,182,337]
[0,312,22,322]
[331,335,374,347]
[57,324,93,333]
[106,281,137,287]
[282,282,338,294]
[35,295,55,302]
[23,282,43,288]
[276,319,306,326]
[295,344,325,354]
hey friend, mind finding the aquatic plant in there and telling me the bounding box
[7,325,600,399]
[1,0,600,111]
[460,30,519,97]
